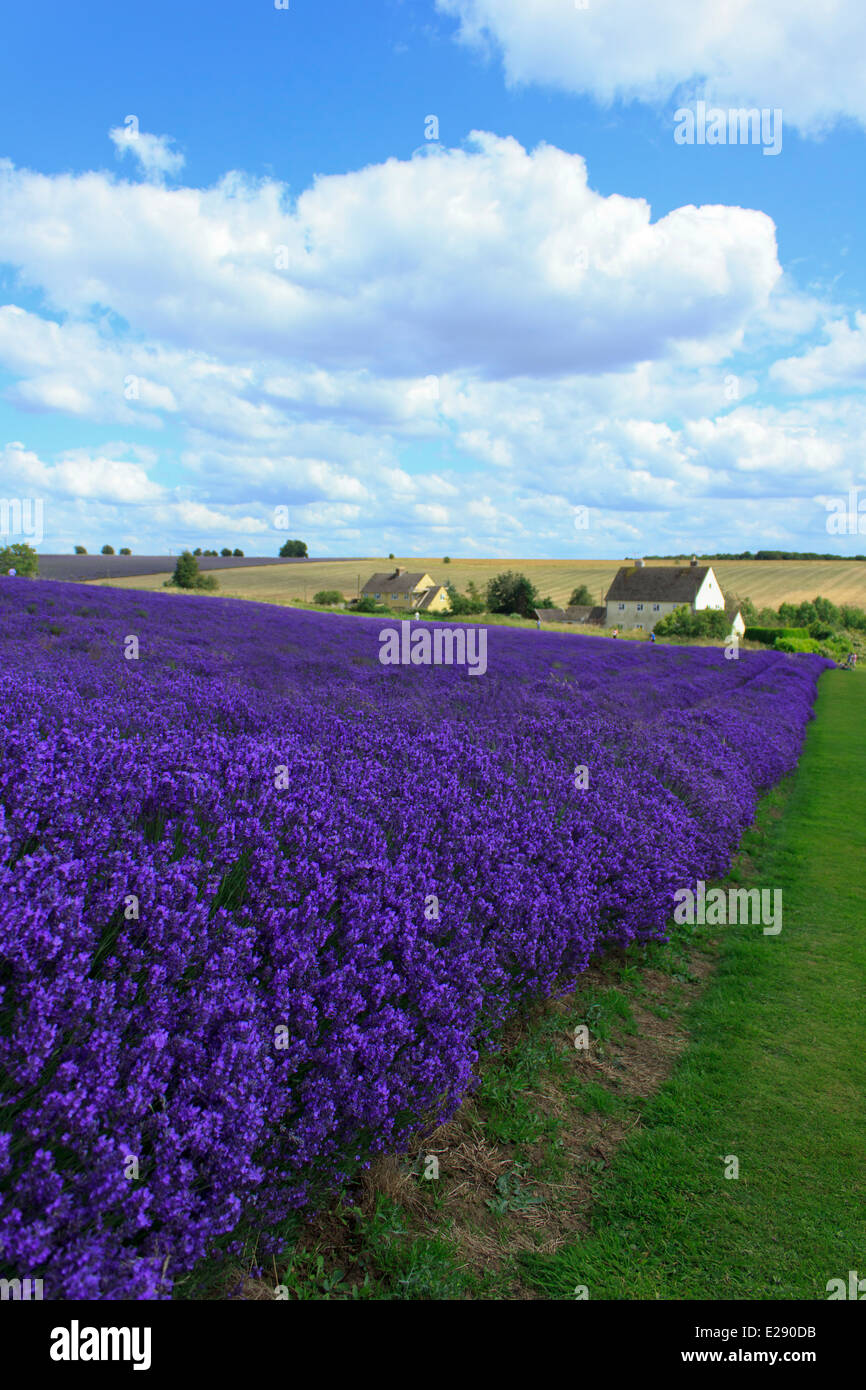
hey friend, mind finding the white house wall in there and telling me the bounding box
[694,568,725,611]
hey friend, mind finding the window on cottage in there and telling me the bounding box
[637,603,644,611]
[618,602,625,611]
[652,603,660,611]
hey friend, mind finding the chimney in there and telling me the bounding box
[690,554,698,567]
[393,566,405,576]
[635,558,645,568]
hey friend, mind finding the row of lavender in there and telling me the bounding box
[0,578,830,1297]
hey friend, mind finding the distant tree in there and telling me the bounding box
[101,545,115,555]
[388,552,395,560]
[486,570,539,619]
[313,590,343,605]
[840,604,866,631]
[731,594,757,624]
[811,595,839,624]
[193,547,203,556]
[74,545,87,555]
[203,549,218,557]
[569,584,594,606]
[232,548,244,557]
[170,551,198,589]
[279,539,308,557]
[0,542,39,577]
[443,555,451,564]
[654,605,729,639]
[166,550,219,592]
[119,547,131,556]
[220,547,233,557]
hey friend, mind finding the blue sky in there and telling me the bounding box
[1,0,865,558]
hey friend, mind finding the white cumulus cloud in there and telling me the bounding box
[438,0,866,134]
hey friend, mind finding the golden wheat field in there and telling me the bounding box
[93,556,866,612]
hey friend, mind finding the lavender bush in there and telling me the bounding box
[0,578,830,1297]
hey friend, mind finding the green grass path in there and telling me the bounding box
[523,668,866,1299]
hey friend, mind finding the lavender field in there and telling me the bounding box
[0,578,831,1298]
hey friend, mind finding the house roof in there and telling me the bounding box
[361,569,431,595]
[605,565,712,604]
[413,585,447,610]
[534,604,605,624]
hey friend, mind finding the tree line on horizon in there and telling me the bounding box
[644,550,866,562]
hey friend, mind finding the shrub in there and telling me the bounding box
[840,605,866,631]
[445,583,484,616]
[730,594,758,625]
[655,606,729,639]
[0,543,39,577]
[745,626,810,646]
[756,607,780,627]
[774,634,852,659]
[313,590,343,605]
[569,584,594,606]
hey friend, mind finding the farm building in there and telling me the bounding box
[413,584,452,613]
[534,604,605,625]
[361,567,451,614]
[725,599,747,638]
[605,558,744,635]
